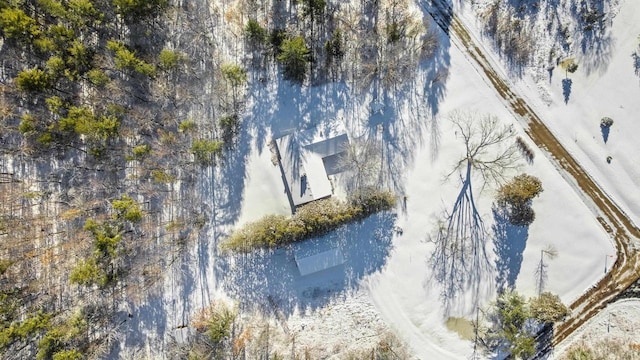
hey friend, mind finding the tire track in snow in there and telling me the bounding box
[423,0,640,352]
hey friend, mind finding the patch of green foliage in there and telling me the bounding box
[69,258,106,287]
[158,48,185,70]
[220,63,247,88]
[151,169,175,184]
[112,0,168,19]
[18,114,37,134]
[0,259,12,275]
[111,194,143,222]
[16,68,51,92]
[37,311,87,360]
[325,29,344,59]
[0,7,40,41]
[245,19,267,44]
[191,139,223,165]
[130,144,151,160]
[277,35,310,82]
[178,119,197,133]
[107,40,156,76]
[221,189,396,252]
[0,311,51,350]
[58,105,120,141]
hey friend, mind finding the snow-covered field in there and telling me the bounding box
[119,0,640,358]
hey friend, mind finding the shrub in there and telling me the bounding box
[52,349,83,360]
[0,259,13,275]
[112,0,168,19]
[19,114,37,134]
[158,49,184,70]
[497,174,543,207]
[178,119,197,133]
[245,19,267,44]
[497,174,542,226]
[151,169,175,183]
[221,190,396,252]
[16,68,51,92]
[220,63,247,87]
[46,56,67,78]
[58,105,120,141]
[86,69,109,86]
[107,40,156,77]
[0,8,40,41]
[600,117,614,128]
[529,292,569,323]
[191,139,223,165]
[349,187,397,213]
[69,258,103,286]
[131,144,151,159]
[111,194,143,222]
[325,29,344,59]
[194,302,236,345]
[277,36,310,82]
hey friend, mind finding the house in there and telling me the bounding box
[274,131,349,213]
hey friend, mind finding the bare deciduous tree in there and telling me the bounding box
[448,111,519,188]
[339,138,381,193]
[430,111,519,312]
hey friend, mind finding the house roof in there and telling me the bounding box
[275,132,349,211]
[295,248,345,276]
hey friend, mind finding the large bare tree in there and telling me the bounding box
[430,111,519,312]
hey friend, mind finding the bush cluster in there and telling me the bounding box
[221,189,396,252]
[496,174,543,226]
[600,116,614,128]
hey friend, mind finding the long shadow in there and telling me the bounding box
[492,205,529,294]
[427,162,492,315]
[355,8,451,195]
[562,78,572,104]
[417,0,452,161]
[216,212,396,317]
[571,0,614,75]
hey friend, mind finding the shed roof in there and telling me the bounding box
[295,248,345,276]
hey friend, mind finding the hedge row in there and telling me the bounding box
[220,189,396,252]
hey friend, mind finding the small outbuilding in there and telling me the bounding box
[295,248,345,276]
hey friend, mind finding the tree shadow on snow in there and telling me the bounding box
[570,0,614,75]
[492,205,529,294]
[562,78,572,104]
[601,124,610,143]
[427,165,493,316]
[216,212,396,318]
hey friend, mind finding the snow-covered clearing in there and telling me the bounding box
[118,0,640,358]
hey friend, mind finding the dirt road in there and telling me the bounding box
[423,0,640,350]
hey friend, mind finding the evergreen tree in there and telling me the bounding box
[277,36,310,82]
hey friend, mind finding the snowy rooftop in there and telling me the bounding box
[295,248,345,276]
[274,132,349,212]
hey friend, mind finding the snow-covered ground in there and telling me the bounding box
[119,0,640,358]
